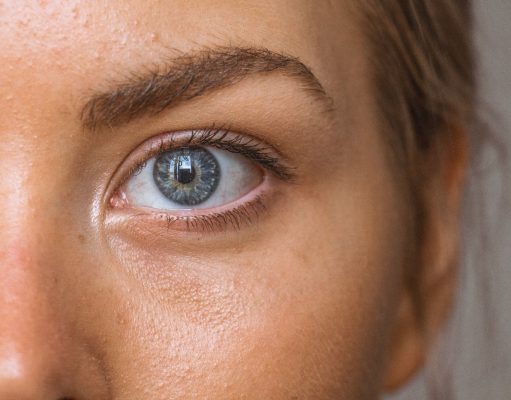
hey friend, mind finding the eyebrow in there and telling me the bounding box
[81,46,333,130]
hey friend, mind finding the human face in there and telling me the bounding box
[0,1,419,399]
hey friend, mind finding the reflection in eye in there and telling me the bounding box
[124,146,263,210]
[153,147,221,206]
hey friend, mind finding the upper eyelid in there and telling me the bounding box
[137,128,296,182]
[185,128,295,181]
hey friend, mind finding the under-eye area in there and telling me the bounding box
[107,128,295,232]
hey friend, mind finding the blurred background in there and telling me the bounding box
[389,0,511,398]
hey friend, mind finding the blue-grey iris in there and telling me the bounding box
[153,147,220,206]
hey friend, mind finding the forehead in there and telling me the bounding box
[0,1,366,143]
[0,1,355,85]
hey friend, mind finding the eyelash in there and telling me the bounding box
[154,195,268,233]
[109,127,294,232]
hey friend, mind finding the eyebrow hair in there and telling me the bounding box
[81,46,333,130]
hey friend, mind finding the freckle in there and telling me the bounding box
[77,234,86,243]
[149,32,160,43]
[71,6,80,19]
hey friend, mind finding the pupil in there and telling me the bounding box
[174,155,195,184]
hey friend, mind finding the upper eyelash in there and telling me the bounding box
[151,126,296,181]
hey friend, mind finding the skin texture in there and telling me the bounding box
[0,1,467,399]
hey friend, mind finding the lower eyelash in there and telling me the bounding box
[118,194,268,233]
[167,195,267,232]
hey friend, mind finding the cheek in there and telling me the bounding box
[80,166,411,400]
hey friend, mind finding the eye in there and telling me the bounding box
[107,129,295,232]
[120,145,263,211]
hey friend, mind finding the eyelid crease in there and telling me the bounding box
[182,127,295,181]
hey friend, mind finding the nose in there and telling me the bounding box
[0,346,64,399]
[0,242,71,399]
[0,239,109,400]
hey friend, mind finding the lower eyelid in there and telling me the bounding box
[105,186,273,234]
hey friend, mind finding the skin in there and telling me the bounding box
[0,1,467,399]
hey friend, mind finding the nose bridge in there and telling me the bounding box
[0,148,110,399]
[0,149,77,397]
[0,132,63,255]
[0,162,57,319]
[0,136,48,225]
[0,152,57,304]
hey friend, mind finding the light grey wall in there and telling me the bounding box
[388,1,511,399]
[474,1,511,397]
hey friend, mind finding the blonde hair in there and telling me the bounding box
[355,2,479,399]
[356,1,474,158]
